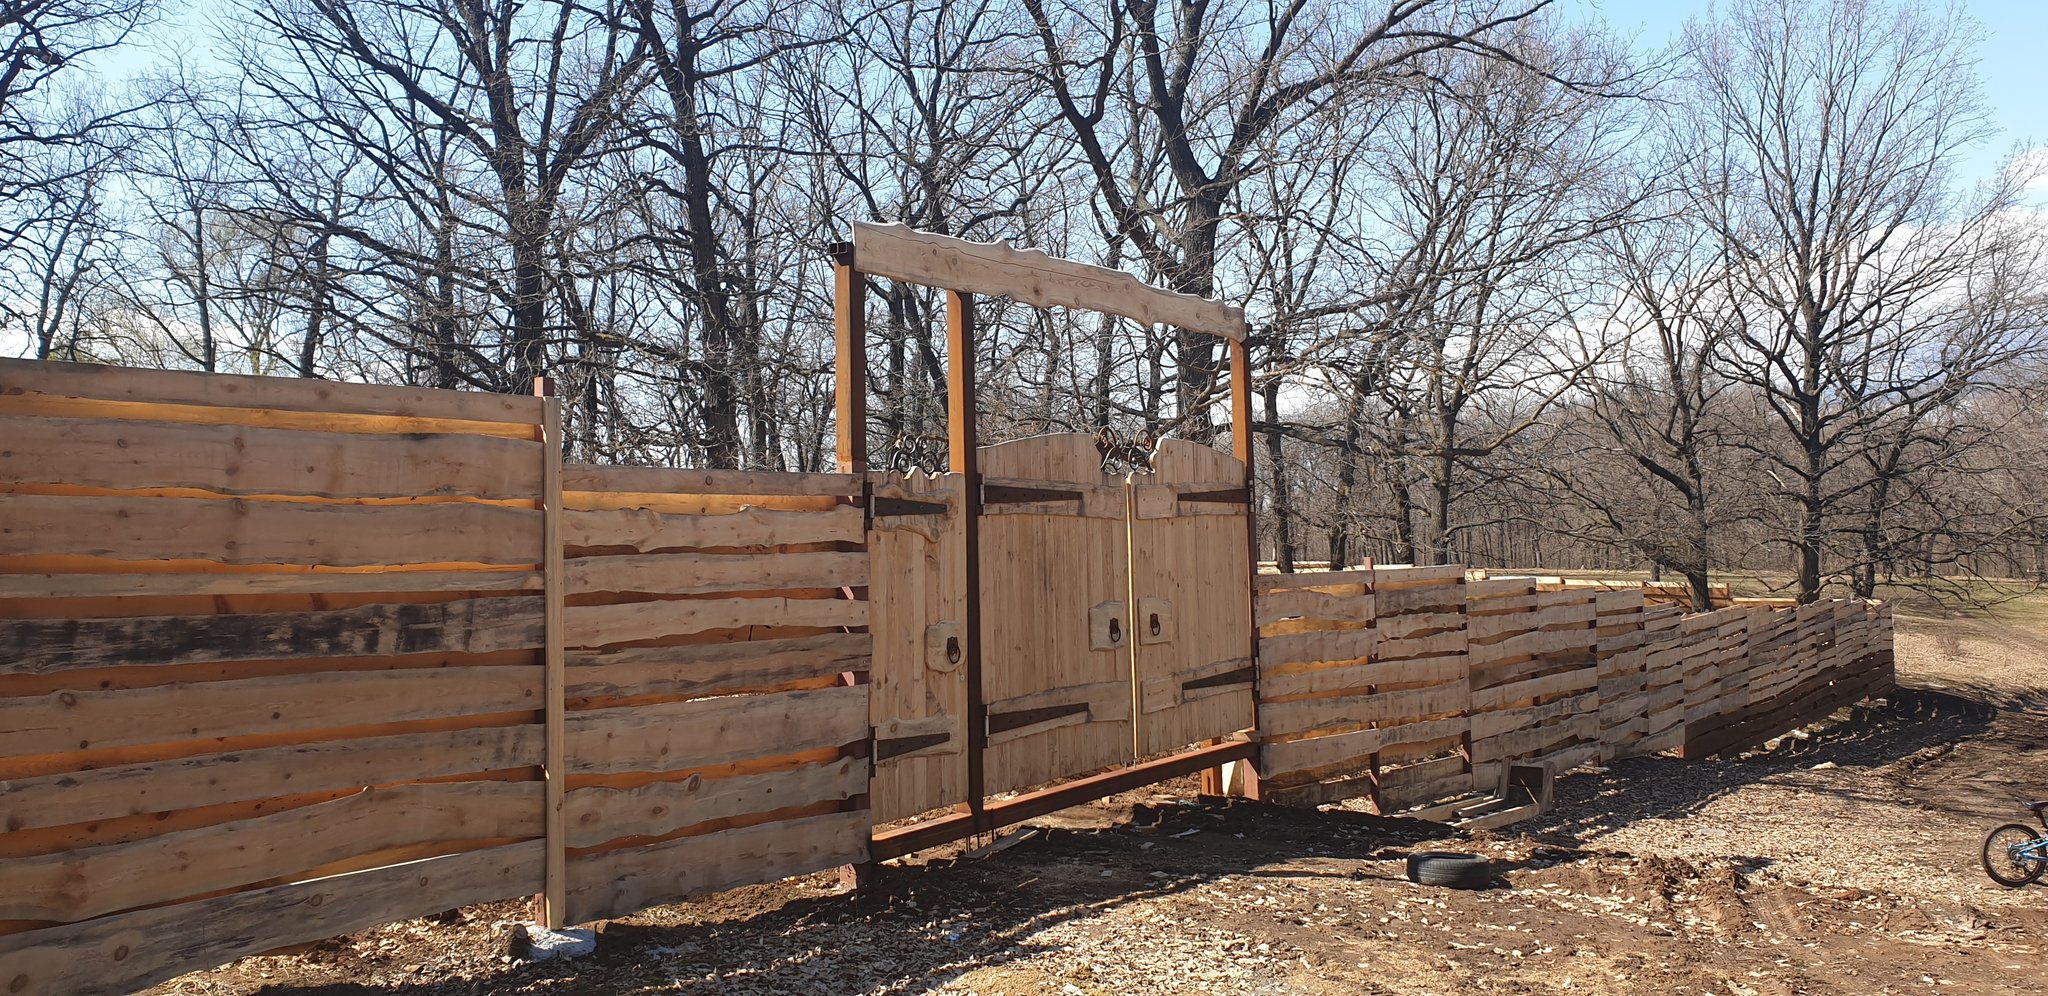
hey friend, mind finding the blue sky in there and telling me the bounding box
[1571,0,2047,189]
[98,0,2043,191]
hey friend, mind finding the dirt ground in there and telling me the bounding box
[150,593,2048,996]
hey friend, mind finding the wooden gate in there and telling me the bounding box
[868,434,1256,812]
[1129,440,1257,755]
[838,222,1262,854]
[979,434,1136,793]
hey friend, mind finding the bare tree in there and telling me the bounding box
[1690,0,2047,601]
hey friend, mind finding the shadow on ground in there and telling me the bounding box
[241,687,2027,996]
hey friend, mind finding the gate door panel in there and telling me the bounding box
[979,434,1135,793]
[867,471,970,821]
[1130,439,1256,755]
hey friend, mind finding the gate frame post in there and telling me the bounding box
[831,242,879,890]
[1222,337,1263,801]
[947,289,986,824]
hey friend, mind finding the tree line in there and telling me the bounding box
[4,0,2045,603]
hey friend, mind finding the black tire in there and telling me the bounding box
[1982,823,2047,888]
[1405,851,1493,889]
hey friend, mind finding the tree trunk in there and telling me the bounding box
[1262,376,1294,573]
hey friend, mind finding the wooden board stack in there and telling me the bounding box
[1254,566,1472,811]
[554,464,872,925]
[0,360,554,996]
[1631,604,1689,756]
[1468,583,1601,777]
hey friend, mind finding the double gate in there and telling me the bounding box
[866,433,1255,822]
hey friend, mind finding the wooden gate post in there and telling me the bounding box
[947,289,986,823]
[534,376,567,927]
[831,242,868,475]
[1223,337,1262,801]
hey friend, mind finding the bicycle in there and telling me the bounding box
[1981,801,2048,888]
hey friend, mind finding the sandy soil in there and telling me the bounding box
[149,600,2048,996]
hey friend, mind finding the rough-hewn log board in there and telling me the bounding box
[851,221,1247,340]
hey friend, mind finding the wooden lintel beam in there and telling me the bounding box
[852,222,1248,342]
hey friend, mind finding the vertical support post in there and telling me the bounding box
[1223,336,1261,800]
[534,377,567,927]
[948,289,986,823]
[831,241,868,474]
[832,241,877,887]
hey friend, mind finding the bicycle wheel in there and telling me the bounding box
[1981,823,2047,888]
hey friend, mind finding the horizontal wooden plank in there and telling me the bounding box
[0,569,542,599]
[851,221,1247,341]
[1260,728,1382,780]
[0,724,542,832]
[1256,627,1376,668]
[1373,583,1465,616]
[0,840,542,996]
[1471,714,1597,762]
[1375,629,1466,661]
[0,414,540,499]
[567,632,871,702]
[0,357,543,424]
[562,505,862,551]
[1375,611,1464,640]
[1375,714,1475,751]
[566,685,867,775]
[563,758,863,848]
[0,666,542,756]
[567,809,866,925]
[562,465,860,497]
[1373,565,1468,586]
[0,492,542,567]
[565,551,867,596]
[1469,668,1597,712]
[1,596,543,676]
[1255,590,1373,627]
[565,596,866,647]
[1255,568,1373,592]
[1470,692,1599,740]
[0,780,541,922]
[1259,657,1461,699]
[1260,683,1468,736]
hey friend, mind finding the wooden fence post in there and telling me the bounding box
[535,377,567,928]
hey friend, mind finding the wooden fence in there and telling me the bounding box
[1255,567,1895,810]
[0,359,872,995]
[0,358,1897,995]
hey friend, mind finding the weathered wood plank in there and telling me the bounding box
[566,809,866,925]
[1258,657,1460,699]
[1259,683,1468,736]
[1470,692,1600,740]
[565,552,868,596]
[563,758,863,849]
[1255,627,1376,668]
[567,633,871,702]
[0,781,542,922]
[1469,668,1597,711]
[0,841,542,996]
[1255,568,1373,592]
[1255,590,1374,627]
[0,569,542,599]
[0,357,543,424]
[562,465,861,498]
[850,221,1247,341]
[0,414,540,499]
[565,685,867,775]
[0,725,542,832]
[564,596,867,647]
[0,666,543,756]
[0,597,544,676]
[562,505,862,551]
[0,492,543,567]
